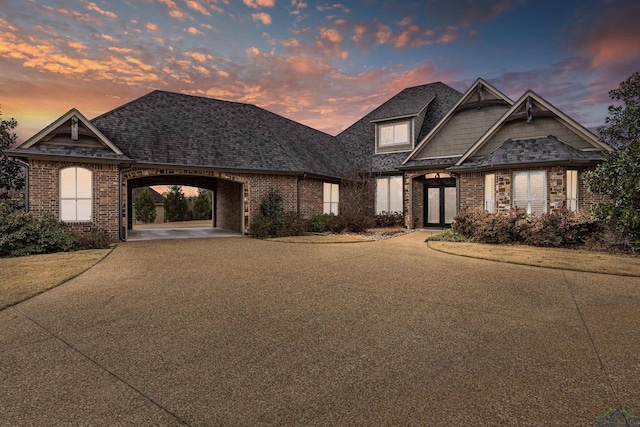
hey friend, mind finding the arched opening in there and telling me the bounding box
[122,169,247,240]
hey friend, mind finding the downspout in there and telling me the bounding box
[119,165,134,242]
[13,158,29,212]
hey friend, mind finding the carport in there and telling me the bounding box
[122,167,247,241]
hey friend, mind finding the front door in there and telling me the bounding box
[424,181,457,227]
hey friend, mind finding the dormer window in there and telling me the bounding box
[375,119,413,154]
[379,122,409,146]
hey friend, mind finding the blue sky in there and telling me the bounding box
[1,0,639,143]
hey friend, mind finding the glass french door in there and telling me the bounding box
[424,183,457,227]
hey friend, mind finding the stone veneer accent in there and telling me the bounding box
[404,169,449,228]
[29,159,120,241]
[459,165,608,214]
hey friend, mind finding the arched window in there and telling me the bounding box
[60,167,92,222]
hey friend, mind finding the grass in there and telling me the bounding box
[0,249,112,310]
[428,240,640,277]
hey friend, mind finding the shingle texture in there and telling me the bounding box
[450,136,603,171]
[400,156,461,170]
[336,82,462,173]
[91,90,349,177]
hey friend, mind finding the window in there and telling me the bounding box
[376,176,403,214]
[60,167,92,222]
[378,122,409,146]
[566,170,578,212]
[323,182,339,215]
[484,173,496,213]
[513,171,546,214]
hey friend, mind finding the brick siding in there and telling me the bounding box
[29,159,120,241]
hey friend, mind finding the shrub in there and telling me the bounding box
[249,215,276,239]
[275,212,310,237]
[327,212,375,233]
[426,229,468,242]
[261,187,284,220]
[0,203,75,257]
[375,211,404,227]
[452,208,489,238]
[311,213,334,233]
[72,227,112,250]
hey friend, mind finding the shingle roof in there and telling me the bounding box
[336,82,462,174]
[132,187,164,204]
[91,90,349,178]
[6,144,131,162]
[400,156,461,170]
[449,136,603,171]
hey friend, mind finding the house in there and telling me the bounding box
[6,79,611,240]
[131,186,165,224]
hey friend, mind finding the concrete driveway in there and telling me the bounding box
[2,232,639,425]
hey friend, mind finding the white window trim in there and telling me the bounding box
[323,182,339,215]
[484,173,496,213]
[513,171,547,215]
[375,120,413,154]
[376,176,403,214]
[566,170,578,212]
[60,167,93,222]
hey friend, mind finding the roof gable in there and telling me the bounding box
[456,90,612,166]
[20,109,123,155]
[449,136,604,171]
[404,78,513,164]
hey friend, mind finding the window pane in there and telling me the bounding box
[567,170,578,211]
[444,187,457,224]
[380,125,394,145]
[394,123,409,144]
[60,168,76,198]
[60,200,76,221]
[427,188,439,223]
[323,182,331,201]
[77,199,92,221]
[76,168,92,198]
[529,171,545,200]
[389,177,403,212]
[331,184,339,203]
[513,172,528,204]
[484,173,495,213]
[376,178,388,214]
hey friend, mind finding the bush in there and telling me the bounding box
[261,188,284,220]
[193,189,212,220]
[375,211,404,227]
[275,212,310,237]
[426,229,468,242]
[72,227,112,250]
[0,203,75,257]
[453,208,601,248]
[327,212,375,233]
[311,213,334,232]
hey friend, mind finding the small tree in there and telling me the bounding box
[193,188,212,220]
[163,185,188,222]
[0,107,25,207]
[585,72,640,250]
[134,187,157,223]
[260,187,284,220]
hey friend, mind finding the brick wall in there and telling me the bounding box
[298,178,324,218]
[459,172,483,212]
[29,159,120,241]
[216,179,243,232]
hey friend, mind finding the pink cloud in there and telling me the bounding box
[244,0,275,8]
[80,0,118,19]
[251,12,272,25]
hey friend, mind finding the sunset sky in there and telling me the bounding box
[1,0,639,145]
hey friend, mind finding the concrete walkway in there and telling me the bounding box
[2,232,639,425]
[127,227,242,241]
